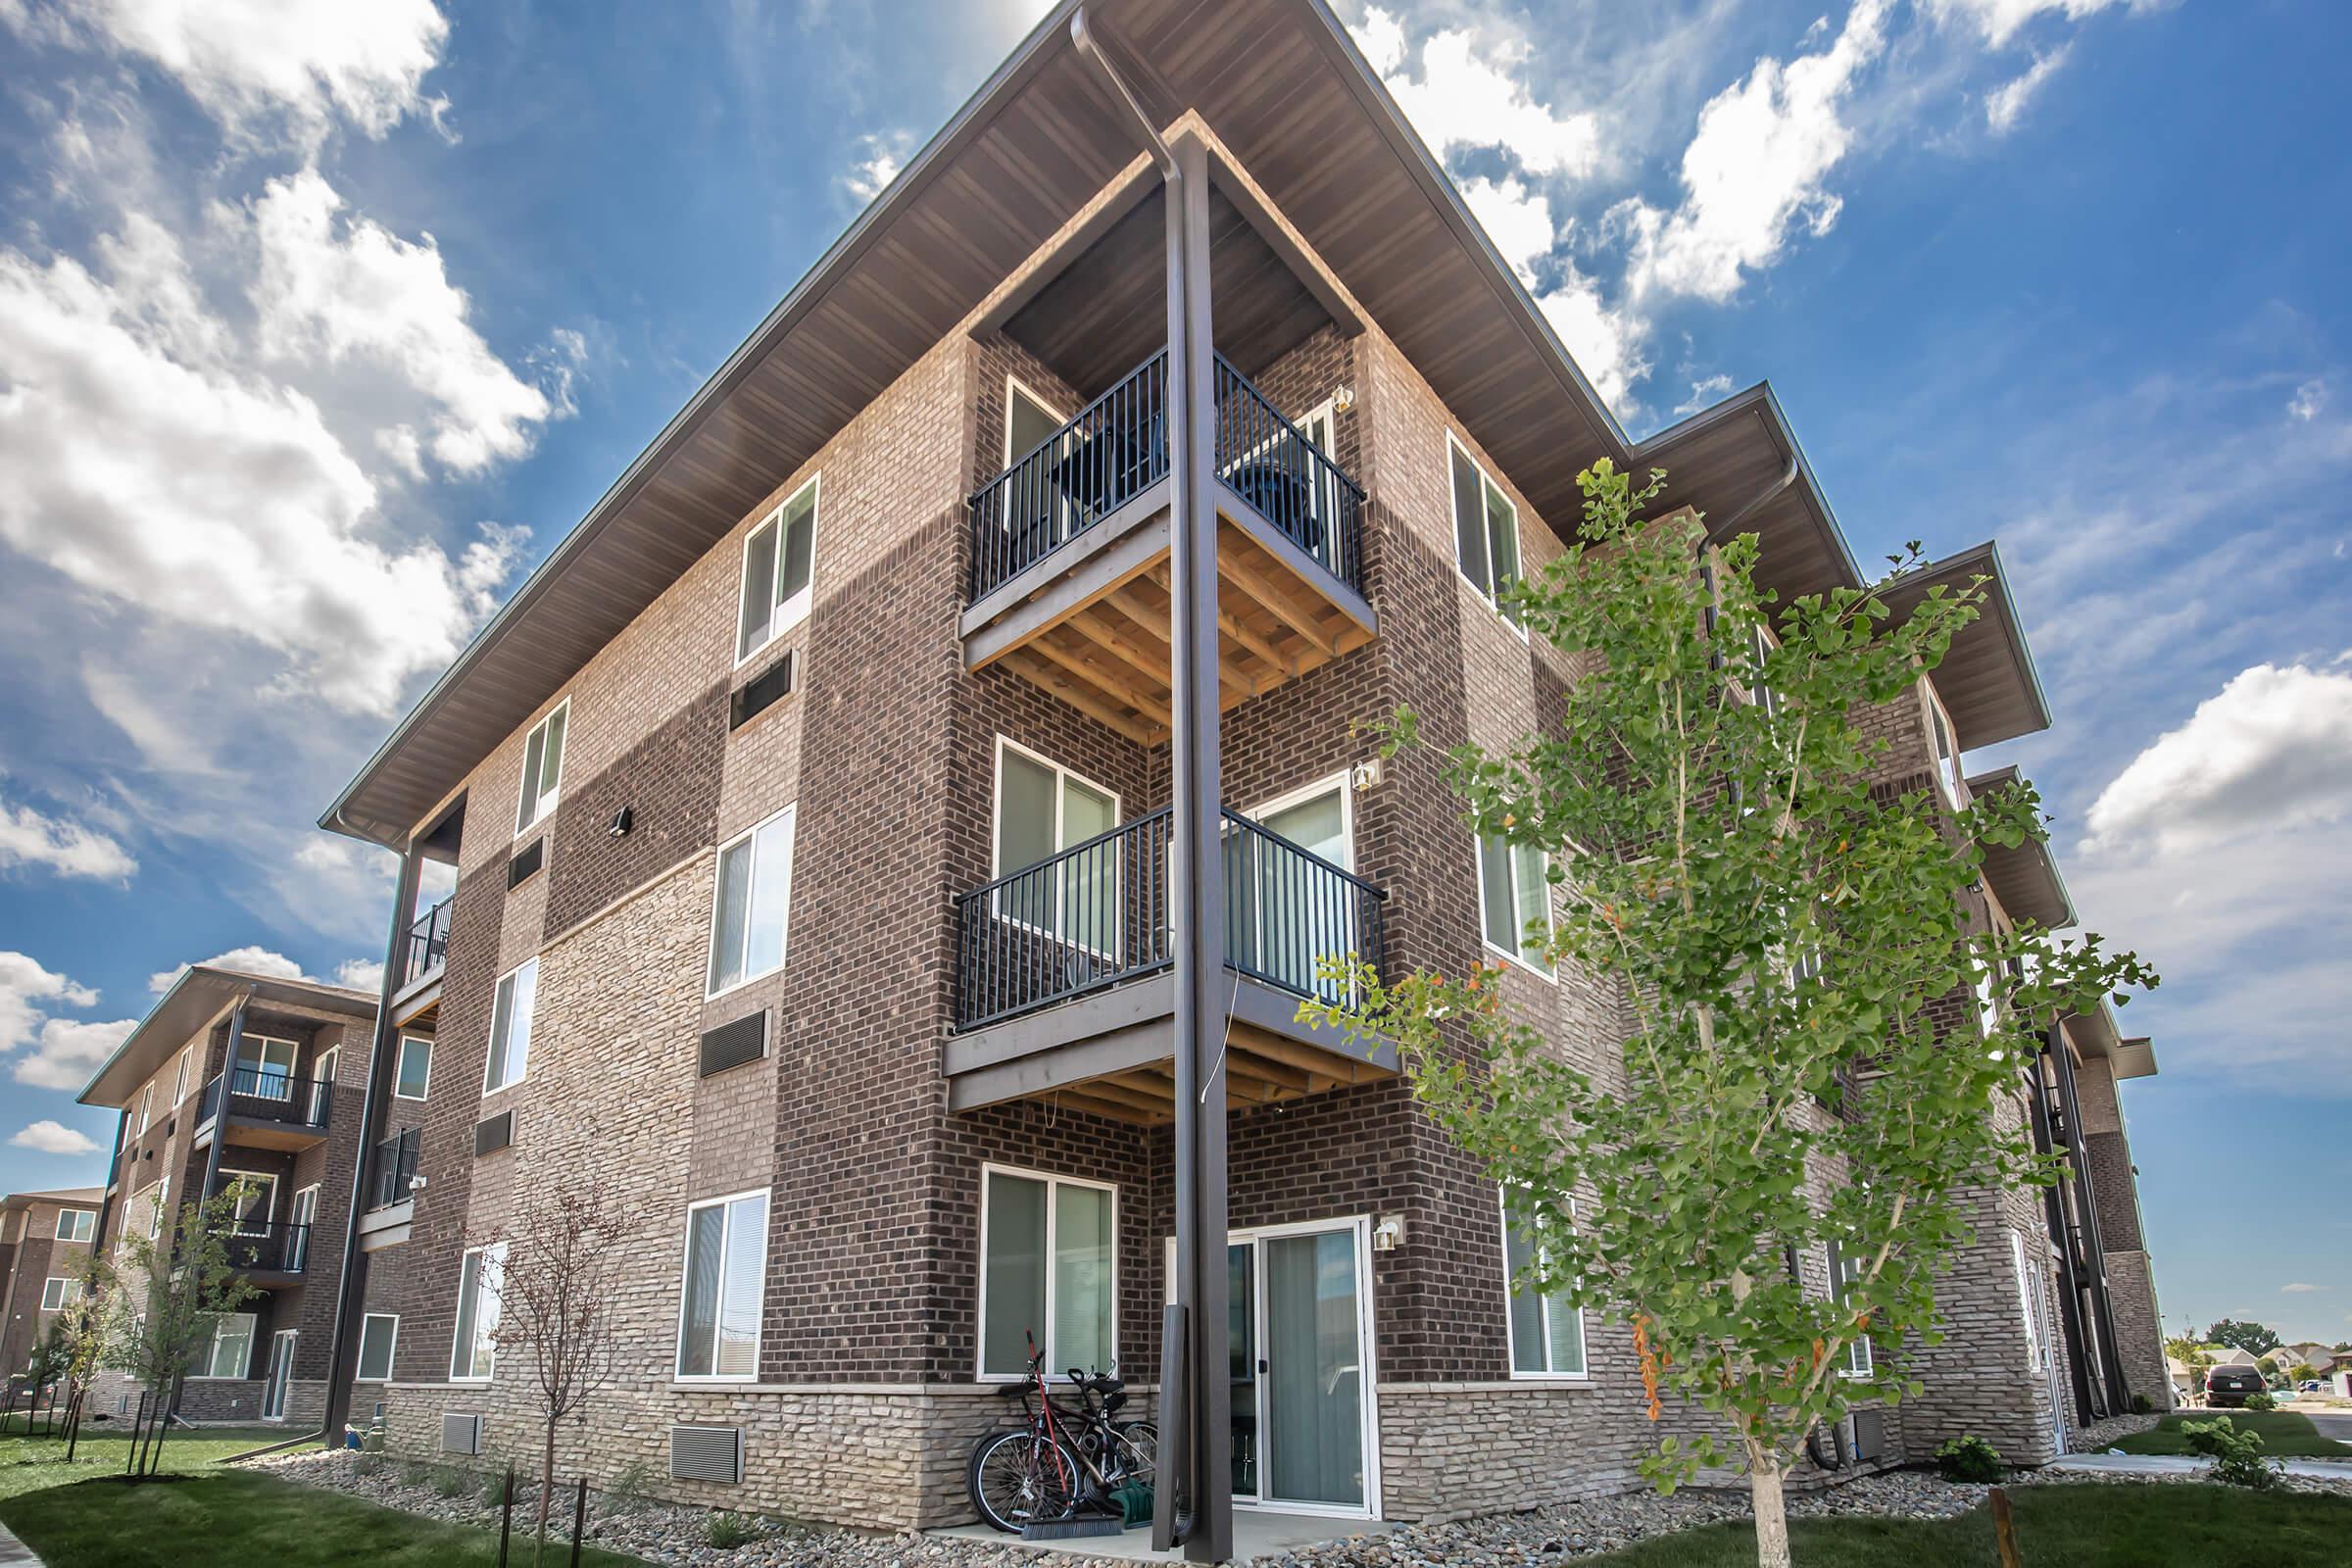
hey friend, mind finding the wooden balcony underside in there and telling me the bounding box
[963,486,1376,746]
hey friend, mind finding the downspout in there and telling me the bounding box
[1703,454,1800,551]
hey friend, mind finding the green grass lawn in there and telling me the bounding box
[2110,1410,2352,1458]
[1569,1483,2352,1567]
[0,1423,649,1567]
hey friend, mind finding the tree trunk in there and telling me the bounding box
[1749,1459,1791,1568]
[535,1418,557,1566]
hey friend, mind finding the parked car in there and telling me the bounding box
[2205,1365,2267,1407]
[2300,1379,2324,1393]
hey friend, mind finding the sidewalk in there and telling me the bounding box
[2051,1452,2352,1482]
[0,1522,42,1566]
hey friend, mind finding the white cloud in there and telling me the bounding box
[14,1015,137,1089]
[16,0,451,145]
[2082,662,2352,858]
[334,956,385,994]
[1620,0,1891,305]
[0,952,133,1090]
[248,170,560,474]
[1458,175,1555,287]
[0,203,528,713]
[2282,1283,2324,1294]
[2288,379,2328,422]
[1984,45,2072,133]
[0,952,97,1053]
[0,791,136,880]
[1922,0,2151,50]
[1359,7,1603,179]
[149,945,309,994]
[1675,373,1737,416]
[843,129,915,204]
[11,1119,100,1155]
[1538,267,1651,418]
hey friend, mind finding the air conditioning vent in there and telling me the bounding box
[508,838,545,888]
[1848,1408,1886,1462]
[698,1012,767,1079]
[474,1110,514,1156]
[669,1424,743,1484]
[730,652,795,729]
[441,1412,483,1455]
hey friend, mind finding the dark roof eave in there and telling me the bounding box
[1884,539,2052,748]
[78,966,377,1107]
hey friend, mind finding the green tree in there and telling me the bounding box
[103,1182,262,1477]
[2167,1333,2214,1403]
[2207,1318,2282,1357]
[1307,463,2152,1568]
[54,1259,114,1459]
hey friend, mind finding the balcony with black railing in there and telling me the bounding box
[949,806,1393,1122]
[960,351,1375,748]
[196,1067,332,1150]
[220,1219,313,1277]
[403,895,453,989]
[368,1127,420,1212]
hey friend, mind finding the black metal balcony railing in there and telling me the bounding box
[199,1067,331,1132]
[220,1219,311,1275]
[1211,353,1365,589]
[970,351,1169,601]
[369,1127,420,1210]
[404,895,454,987]
[954,807,1384,1031]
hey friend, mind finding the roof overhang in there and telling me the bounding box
[0,1187,104,1212]
[78,966,375,1109]
[2111,1035,2159,1081]
[2060,1002,2157,1081]
[319,0,1863,851]
[1965,765,2077,930]
[1882,540,2049,748]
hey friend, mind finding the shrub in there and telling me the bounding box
[707,1512,760,1549]
[2244,1391,2276,1412]
[1934,1434,2005,1484]
[606,1458,655,1514]
[2180,1416,2280,1491]
[401,1459,434,1490]
[2130,1393,2154,1415]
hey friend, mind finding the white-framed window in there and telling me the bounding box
[356,1313,399,1382]
[39,1277,81,1311]
[138,1181,165,1242]
[221,1172,276,1235]
[288,1183,319,1270]
[54,1208,95,1244]
[1499,1188,1586,1378]
[234,1034,299,1100]
[2009,1230,2043,1376]
[1976,968,2002,1042]
[1447,431,1524,628]
[1926,687,1963,809]
[1747,624,1782,718]
[450,1242,505,1382]
[1477,834,1553,975]
[991,737,1119,950]
[514,699,570,835]
[736,476,819,663]
[172,1045,192,1106]
[195,1312,257,1379]
[1005,375,1065,465]
[978,1164,1116,1381]
[315,1046,339,1087]
[674,1188,770,1380]
[1830,1241,1873,1377]
[483,958,538,1094]
[394,1035,434,1102]
[707,806,799,997]
[136,1080,153,1137]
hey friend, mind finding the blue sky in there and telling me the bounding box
[0,0,2345,1348]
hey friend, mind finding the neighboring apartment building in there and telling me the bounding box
[308,0,2160,1539]
[76,965,376,1425]
[0,1187,103,1397]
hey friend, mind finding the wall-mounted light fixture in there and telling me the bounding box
[1332,384,1356,414]
[1372,1214,1404,1252]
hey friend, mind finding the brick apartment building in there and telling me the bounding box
[304,0,2168,1542]
[0,1186,102,1398]
[74,965,376,1426]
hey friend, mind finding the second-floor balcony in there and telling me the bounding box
[220,1219,313,1280]
[195,1066,331,1152]
[392,892,453,1029]
[962,349,1376,745]
[949,806,1396,1122]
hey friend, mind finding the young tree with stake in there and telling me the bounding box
[104,1182,262,1477]
[1307,463,2154,1568]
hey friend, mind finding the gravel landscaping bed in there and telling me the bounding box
[2073,1411,2162,1450]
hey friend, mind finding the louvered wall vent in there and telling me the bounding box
[508,838,545,888]
[441,1412,483,1455]
[474,1110,514,1156]
[1848,1409,1886,1462]
[698,1012,767,1078]
[669,1424,744,1484]
[730,651,795,729]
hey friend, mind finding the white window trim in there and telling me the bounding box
[394,1035,434,1102]
[482,958,538,1096]
[193,1311,258,1381]
[1831,1243,1874,1379]
[989,736,1123,951]
[54,1207,95,1244]
[514,697,571,837]
[172,1045,191,1106]
[40,1277,80,1311]
[975,1161,1120,1383]
[234,1033,301,1099]
[1498,1188,1589,1381]
[315,1046,339,1088]
[1446,430,1530,641]
[671,1186,772,1382]
[734,474,821,668]
[356,1313,400,1382]
[1250,770,1356,865]
[1923,684,1965,811]
[450,1241,506,1384]
[704,805,801,1001]
[136,1080,153,1137]
[1004,374,1066,466]
[1475,834,1556,982]
[220,1170,278,1234]
[2009,1229,2044,1378]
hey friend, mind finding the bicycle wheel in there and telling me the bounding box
[1110,1419,1158,1484]
[968,1428,1080,1534]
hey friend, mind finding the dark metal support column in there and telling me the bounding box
[320,845,420,1446]
[1165,129,1232,1566]
[2049,1030,2132,1409]
[2030,1033,2096,1428]
[198,996,243,1213]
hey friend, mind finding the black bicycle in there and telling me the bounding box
[967,1338,1157,1534]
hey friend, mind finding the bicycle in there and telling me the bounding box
[967,1336,1158,1534]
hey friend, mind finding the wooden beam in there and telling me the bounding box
[1216,529,1342,655]
[1068,1076,1176,1116]
[1153,563,1293,676]
[1224,1046,1314,1095]
[999,649,1160,744]
[1029,629,1174,729]
[1064,608,1178,701]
